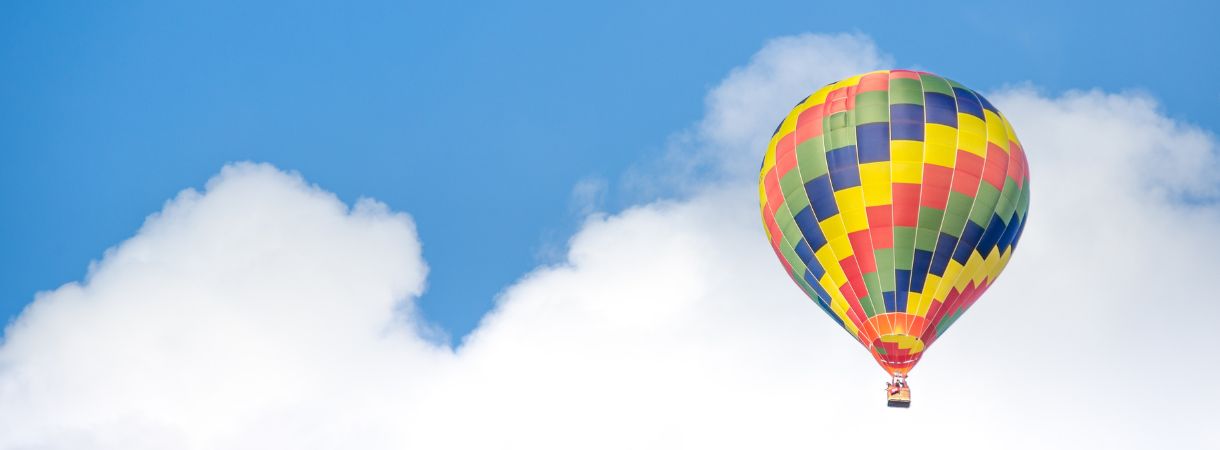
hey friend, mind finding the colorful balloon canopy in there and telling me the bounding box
[758,70,1030,375]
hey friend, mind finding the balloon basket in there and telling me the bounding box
[886,386,911,408]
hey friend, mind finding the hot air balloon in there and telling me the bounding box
[758,70,1030,407]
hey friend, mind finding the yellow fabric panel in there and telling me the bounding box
[892,140,923,162]
[834,74,865,89]
[918,252,964,317]
[978,245,1004,285]
[893,139,917,182]
[924,124,958,167]
[833,186,864,209]
[761,139,777,175]
[905,288,923,317]
[819,274,841,300]
[829,236,854,259]
[806,85,833,106]
[835,310,855,333]
[1001,114,1022,147]
[815,246,847,285]
[830,294,850,315]
[916,293,937,317]
[909,273,941,316]
[844,320,860,336]
[834,187,867,233]
[879,334,925,353]
[758,182,768,210]
[823,273,855,335]
[990,247,1014,280]
[819,214,847,240]
[860,162,893,206]
[780,85,822,134]
[957,114,987,158]
[927,125,956,167]
[842,206,869,233]
[935,260,965,302]
[892,161,923,184]
[925,145,956,168]
[776,117,798,142]
[827,299,854,333]
[984,110,1010,152]
[955,252,985,291]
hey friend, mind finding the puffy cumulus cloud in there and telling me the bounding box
[697,33,890,179]
[2,35,1219,450]
[0,164,449,449]
[963,87,1220,446]
[630,33,889,196]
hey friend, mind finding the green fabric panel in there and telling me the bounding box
[936,213,966,239]
[941,213,969,238]
[945,78,968,91]
[859,294,877,318]
[863,274,884,317]
[875,248,896,291]
[774,208,802,247]
[780,170,806,200]
[831,127,855,148]
[781,224,804,249]
[893,227,916,270]
[785,194,811,216]
[1015,180,1031,219]
[942,192,974,233]
[917,206,944,231]
[795,140,828,180]
[915,228,939,252]
[826,111,852,131]
[773,202,796,223]
[797,281,816,299]
[994,179,1020,223]
[919,74,954,96]
[854,91,889,124]
[795,265,813,287]
[780,169,810,215]
[935,309,966,337]
[888,78,924,105]
[946,191,975,216]
[779,242,806,276]
[787,191,811,214]
[827,121,857,149]
[917,204,941,251]
[794,270,821,301]
[968,183,1001,226]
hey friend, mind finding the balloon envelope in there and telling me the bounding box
[758,70,1030,375]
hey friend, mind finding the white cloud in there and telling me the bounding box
[697,33,890,179]
[627,33,888,197]
[2,35,1218,449]
[0,165,447,450]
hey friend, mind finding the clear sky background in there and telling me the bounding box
[2,2,1220,448]
[3,0,1218,343]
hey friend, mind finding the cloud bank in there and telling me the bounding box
[2,34,1217,449]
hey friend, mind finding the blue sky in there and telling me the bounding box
[2,0,1217,344]
[3,3,1220,447]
